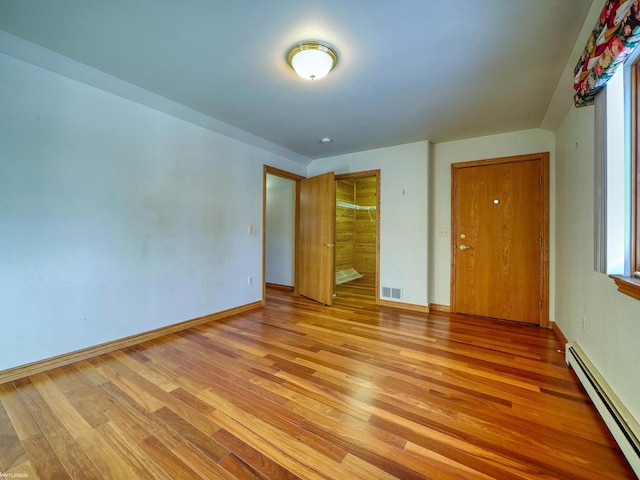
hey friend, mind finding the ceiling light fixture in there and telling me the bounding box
[287,41,338,80]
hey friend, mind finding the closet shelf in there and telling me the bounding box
[336,200,376,211]
[337,200,376,221]
[336,268,364,285]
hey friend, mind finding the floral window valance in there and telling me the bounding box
[574,0,640,107]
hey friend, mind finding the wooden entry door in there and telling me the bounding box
[451,153,549,326]
[297,172,335,305]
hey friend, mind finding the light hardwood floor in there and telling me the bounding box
[334,280,376,308]
[0,287,634,479]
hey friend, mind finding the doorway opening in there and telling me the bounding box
[263,165,304,304]
[334,171,380,308]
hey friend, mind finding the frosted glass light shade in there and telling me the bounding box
[287,41,338,80]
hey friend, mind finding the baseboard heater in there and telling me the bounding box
[565,343,640,477]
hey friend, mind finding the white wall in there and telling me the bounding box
[0,53,302,371]
[430,129,556,315]
[555,103,640,422]
[544,0,640,422]
[265,175,296,286]
[309,142,430,306]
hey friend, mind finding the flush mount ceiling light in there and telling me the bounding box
[287,41,338,80]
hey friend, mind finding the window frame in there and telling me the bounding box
[610,58,640,300]
[634,59,640,276]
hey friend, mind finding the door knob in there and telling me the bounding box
[459,244,473,250]
[323,243,335,247]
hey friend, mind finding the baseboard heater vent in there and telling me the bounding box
[381,286,402,300]
[566,343,640,477]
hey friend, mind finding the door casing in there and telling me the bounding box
[262,165,304,304]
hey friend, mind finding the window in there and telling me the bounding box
[609,56,640,300]
[598,67,627,276]
[570,0,640,299]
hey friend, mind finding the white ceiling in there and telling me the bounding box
[0,0,593,163]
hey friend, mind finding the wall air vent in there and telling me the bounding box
[381,286,402,300]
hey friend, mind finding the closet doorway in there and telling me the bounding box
[334,170,380,307]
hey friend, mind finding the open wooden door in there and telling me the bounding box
[296,172,335,305]
[451,153,549,326]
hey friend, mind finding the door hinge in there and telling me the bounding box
[539,300,542,309]
[540,175,543,185]
[539,237,543,247]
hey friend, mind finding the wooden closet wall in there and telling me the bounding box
[335,177,377,287]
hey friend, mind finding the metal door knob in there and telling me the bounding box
[459,244,473,250]
[323,243,335,248]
